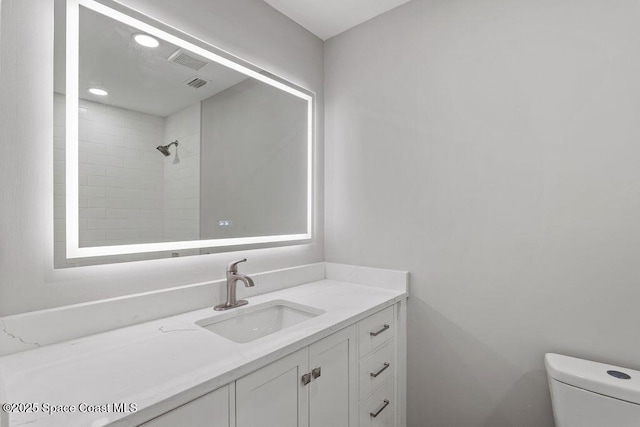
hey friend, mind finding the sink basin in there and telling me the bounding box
[196,300,323,343]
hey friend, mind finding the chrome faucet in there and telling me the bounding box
[214,259,255,311]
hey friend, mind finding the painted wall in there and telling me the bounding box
[324,0,640,426]
[0,0,323,316]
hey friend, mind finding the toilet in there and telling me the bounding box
[546,353,640,426]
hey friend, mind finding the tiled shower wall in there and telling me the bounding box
[163,103,201,243]
[53,94,201,266]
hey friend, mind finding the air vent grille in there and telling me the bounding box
[168,49,208,71]
[186,77,207,89]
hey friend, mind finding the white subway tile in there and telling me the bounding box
[54,205,65,219]
[141,199,163,210]
[54,160,65,175]
[105,229,139,240]
[79,229,106,242]
[169,219,199,231]
[139,189,162,200]
[105,187,138,199]
[138,229,164,239]
[103,123,124,136]
[79,163,105,176]
[139,209,161,220]
[86,219,130,230]
[80,186,106,198]
[87,175,124,188]
[125,178,158,190]
[54,149,65,162]
[138,218,163,229]
[54,125,65,139]
[79,207,106,219]
[106,209,141,220]
[54,172,65,185]
[79,141,106,155]
[104,145,139,159]
[87,197,107,208]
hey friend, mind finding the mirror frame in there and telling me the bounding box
[63,0,314,259]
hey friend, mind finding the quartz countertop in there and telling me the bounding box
[0,280,407,427]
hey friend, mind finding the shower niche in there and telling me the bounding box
[54,0,314,267]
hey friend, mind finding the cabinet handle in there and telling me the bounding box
[312,367,321,379]
[370,324,390,337]
[370,399,390,418]
[370,362,390,378]
[301,373,311,386]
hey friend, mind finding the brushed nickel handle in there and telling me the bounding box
[227,258,247,273]
[370,324,390,337]
[312,367,321,379]
[370,362,390,378]
[370,399,390,418]
[301,373,311,386]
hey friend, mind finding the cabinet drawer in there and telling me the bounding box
[359,340,395,399]
[358,306,394,357]
[359,378,395,427]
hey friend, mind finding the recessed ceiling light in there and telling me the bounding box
[88,88,108,96]
[133,33,160,48]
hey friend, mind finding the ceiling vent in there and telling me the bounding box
[168,49,208,71]
[185,77,208,89]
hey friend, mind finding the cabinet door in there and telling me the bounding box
[139,385,229,427]
[309,325,357,427]
[236,348,309,427]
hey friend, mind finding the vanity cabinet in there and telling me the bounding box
[236,325,357,427]
[135,303,404,427]
[140,385,230,427]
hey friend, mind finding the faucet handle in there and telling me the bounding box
[227,258,247,273]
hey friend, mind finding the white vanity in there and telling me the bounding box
[0,263,408,427]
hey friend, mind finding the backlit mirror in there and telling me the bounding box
[54,0,314,267]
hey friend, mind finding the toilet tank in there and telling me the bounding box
[546,353,640,427]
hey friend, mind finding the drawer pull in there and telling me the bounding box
[370,399,390,418]
[370,324,390,337]
[370,362,390,378]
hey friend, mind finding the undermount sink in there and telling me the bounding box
[196,300,323,343]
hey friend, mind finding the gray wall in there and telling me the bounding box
[200,79,308,239]
[0,0,323,315]
[324,0,640,426]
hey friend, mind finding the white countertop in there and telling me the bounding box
[0,279,406,427]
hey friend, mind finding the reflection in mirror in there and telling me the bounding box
[54,0,313,267]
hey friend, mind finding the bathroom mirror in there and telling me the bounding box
[54,0,314,267]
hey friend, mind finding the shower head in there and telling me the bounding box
[156,145,171,156]
[156,140,179,157]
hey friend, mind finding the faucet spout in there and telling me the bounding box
[214,259,255,311]
[234,274,255,288]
